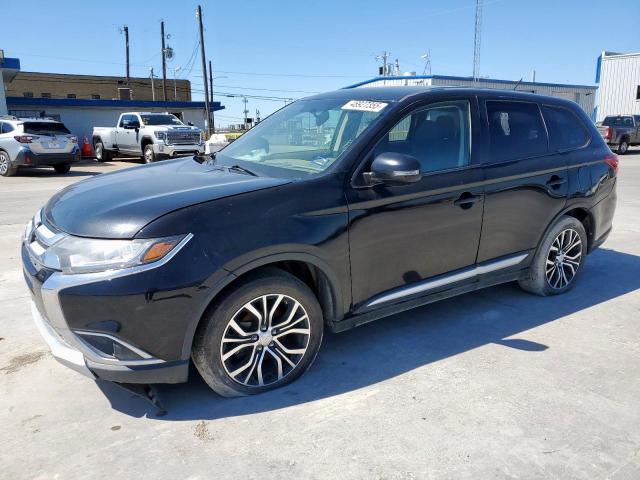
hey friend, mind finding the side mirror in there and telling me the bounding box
[122,121,139,130]
[364,152,422,186]
[188,121,194,126]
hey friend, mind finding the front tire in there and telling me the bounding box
[192,269,324,397]
[53,163,71,174]
[0,151,17,177]
[143,144,156,164]
[519,216,587,296]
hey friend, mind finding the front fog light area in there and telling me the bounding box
[75,331,150,361]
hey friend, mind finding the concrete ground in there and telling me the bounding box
[1,153,639,480]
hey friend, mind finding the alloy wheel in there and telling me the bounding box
[545,228,582,289]
[0,154,8,175]
[95,144,102,160]
[144,148,154,162]
[220,294,311,387]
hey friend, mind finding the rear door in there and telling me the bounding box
[22,122,75,155]
[477,98,569,263]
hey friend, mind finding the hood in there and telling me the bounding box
[44,157,290,238]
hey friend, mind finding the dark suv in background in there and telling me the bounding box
[22,87,617,397]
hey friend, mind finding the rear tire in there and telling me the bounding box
[519,216,587,296]
[53,163,71,174]
[192,269,324,397]
[143,144,156,164]
[94,140,112,162]
[0,151,17,177]
[617,139,629,155]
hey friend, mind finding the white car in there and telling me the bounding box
[0,116,80,177]
[92,112,205,163]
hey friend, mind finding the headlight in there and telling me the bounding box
[154,131,167,142]
[41,235,187,274]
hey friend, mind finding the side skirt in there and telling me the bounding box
[330,268,527,334]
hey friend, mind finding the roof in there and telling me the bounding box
[345,75,598,91]
[5,97,224,111]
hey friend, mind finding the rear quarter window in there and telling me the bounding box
[486,100,548,162]
[541,105,590,151]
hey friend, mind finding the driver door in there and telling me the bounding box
[346,97,485,310]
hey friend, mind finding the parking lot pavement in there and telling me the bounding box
[1,153,639,480]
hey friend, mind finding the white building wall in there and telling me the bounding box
[596,52,640,121]
[355,76,597,116]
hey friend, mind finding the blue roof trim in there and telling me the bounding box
[344,75,597,91]
[0,57,21,70]
[6,96,225,111]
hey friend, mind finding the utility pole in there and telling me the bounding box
[376,51,390,76]
[150,67,156,101]
[160,21,168,101]
[209,60,215,133]
[122,25,130,85]
[196,5,212,136]
[472,0,483,84]
[242,97,249,130]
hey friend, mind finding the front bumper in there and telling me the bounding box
[153,143,205,158]
[14,146,81,167]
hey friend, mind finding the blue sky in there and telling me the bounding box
[2,0,639,126]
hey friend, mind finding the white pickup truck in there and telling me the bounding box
[92,112,204,163]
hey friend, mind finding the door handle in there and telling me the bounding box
[546,175,567,189]
[453,192,482,209]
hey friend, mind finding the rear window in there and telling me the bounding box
[487,101,547,162]
[541,105,590,151]
[602,116,634,127]
[22,122,71,135]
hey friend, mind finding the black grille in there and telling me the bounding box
[167,131,200,145]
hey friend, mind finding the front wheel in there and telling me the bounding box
[192,269,324,397]
[94,141,112,162]
[519,216,587,296]
[143,144,156,164]
[53,163,71,174]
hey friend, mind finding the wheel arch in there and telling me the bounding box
[141,136,155,149]
[538,205,595,255]
[180,252,346,359]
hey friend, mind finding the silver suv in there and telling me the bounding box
[0,116,81,177]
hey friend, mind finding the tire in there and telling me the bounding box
[0,151,17,177]
[617,139,629,155]
[192,269,324,397]
[53,163,71,174]
[94,140,111,162]
[143,144,156,164]
[519,216,587,296]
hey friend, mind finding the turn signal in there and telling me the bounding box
[141,238,181,263]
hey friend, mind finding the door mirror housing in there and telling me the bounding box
[122,120,140,130]
[364,152,422,186]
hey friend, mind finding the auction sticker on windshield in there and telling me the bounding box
[341,100,388,112]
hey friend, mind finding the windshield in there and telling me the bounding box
[22,122,71,136]
[602,116,633,127]
[140,114,184,126]
[217,98,390,177]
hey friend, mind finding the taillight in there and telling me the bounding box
[604,127,612,139]
[14,135,35,143]
[604,153,619,174]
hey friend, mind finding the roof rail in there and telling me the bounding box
[0,115,18,120]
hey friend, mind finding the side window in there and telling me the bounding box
[486,101,547,162]
[119,116,127,127]
[541,105,590,151]
[376,100,471,174]
[623,117,634,127]
[0,122,15,134]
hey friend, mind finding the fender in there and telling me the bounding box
[178,249,348,360]
[533,202,595,257]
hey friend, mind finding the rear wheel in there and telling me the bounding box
[519,216,587,296]
[94,141,112,162]
[143,144,156,164]
[0,151,17,177]
[53,163,71,174]
[192,269,324,397]
[617,139,629,155]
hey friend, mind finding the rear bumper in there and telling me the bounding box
[14,147,81,167]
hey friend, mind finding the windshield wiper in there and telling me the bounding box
[225,164,258,176]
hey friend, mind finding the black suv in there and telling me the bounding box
[22,87,617,396]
